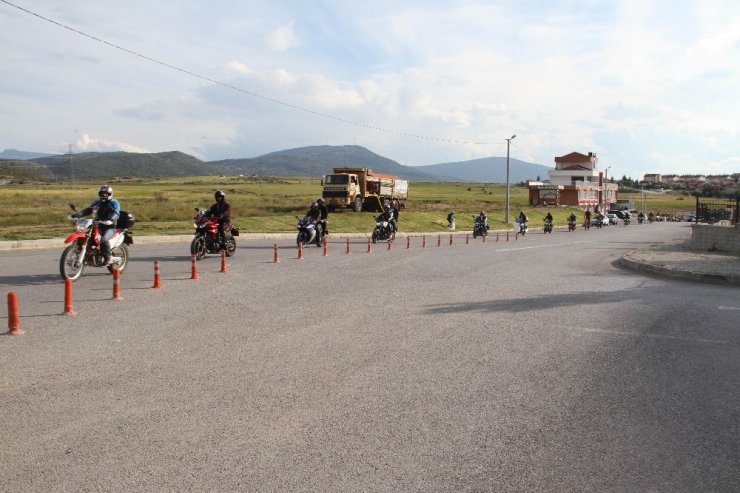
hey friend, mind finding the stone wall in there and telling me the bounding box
[691,224,740,253]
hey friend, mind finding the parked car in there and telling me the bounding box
[606,213,619,225]
[615,210,629,220]
[591,215,608,227]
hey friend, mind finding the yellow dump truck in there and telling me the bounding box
[322,167,408,212]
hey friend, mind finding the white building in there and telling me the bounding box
[529,151,617,211]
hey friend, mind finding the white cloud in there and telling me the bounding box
[71,134,148,154]
[264,21,298,52]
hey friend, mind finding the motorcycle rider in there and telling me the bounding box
[304,201,323,244]
[447,210,455,230]
[316,197,329,238]
[568,211,577,226]
[544,211,553,224]
[376,204,394,237]
[207,190,231,246]
[73,184,121,265]
[476,210,488,231]
[389,199,399,234]
[584,208,592,226]
[516,211,529,233]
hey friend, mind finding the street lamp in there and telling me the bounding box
[505,134,516,224]
[603,165,611,211]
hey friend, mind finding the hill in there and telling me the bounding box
[32,151,216,180]
[1,145,550,183]
[208,145,449,181]
[0,148,54,160]
[418,157,552,183]
[0,159,55,182]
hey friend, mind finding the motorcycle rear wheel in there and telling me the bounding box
[60,244,85,281]
[107,244,129,274]
[191,236,207,260]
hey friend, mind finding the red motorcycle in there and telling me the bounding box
[59,204,135,281]
[190,208,238,260]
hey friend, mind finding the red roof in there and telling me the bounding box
[555,152,592,163]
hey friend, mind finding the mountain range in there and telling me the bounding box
[0,145,552,183]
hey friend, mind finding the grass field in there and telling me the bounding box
[0,177,694,240]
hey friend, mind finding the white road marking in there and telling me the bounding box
[718,306,740,311]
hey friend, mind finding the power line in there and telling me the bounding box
[2,0,504,148]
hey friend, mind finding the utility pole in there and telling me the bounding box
[66,144,75,186]
[505,135,516,224]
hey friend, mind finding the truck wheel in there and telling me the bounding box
[353,196,363,212]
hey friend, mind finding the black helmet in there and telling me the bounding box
[310,202,318,209]
[98,184,113,201]
[215,190,225,200]
[316,197,325,204]
[384,204,391,211]
[480,210,485,215]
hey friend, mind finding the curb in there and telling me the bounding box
[618,249,740,287]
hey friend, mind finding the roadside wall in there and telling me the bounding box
[691,224,740,254]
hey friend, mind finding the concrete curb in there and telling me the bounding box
[618,247,740,287]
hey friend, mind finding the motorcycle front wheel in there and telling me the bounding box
[107,244,129,274]
[191,236,207,260]
[225,236,236,257]
[371,230,379,244]
[60,244,85,281]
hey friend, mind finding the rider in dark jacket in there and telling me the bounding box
[207,190,231,243]
[74,184,120,265]
[316,198,329,237]
[376,205,393,224]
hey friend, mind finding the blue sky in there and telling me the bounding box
[1,0,739,180]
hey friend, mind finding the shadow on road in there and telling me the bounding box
[0,273,66,287]
[424,287,647,314]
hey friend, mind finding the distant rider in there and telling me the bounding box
[447,211,455,230]
[568,212,577,224]
[305,202,323,244]
[73,184,120,265]
[584,209,592,225]
[389,199,399,233]
[376,204,394,235]
[517,211,528,234]
[476,210,488,231]
[316,197,329,238]
[544,212,553,224]
[207,190,231,246]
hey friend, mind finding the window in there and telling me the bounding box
[325,175,349,185]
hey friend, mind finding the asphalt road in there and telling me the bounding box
[2,223,739,492]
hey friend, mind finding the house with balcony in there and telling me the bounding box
[529,151,617,211]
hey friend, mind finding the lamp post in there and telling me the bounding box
[603,165,611,211]
[505,134,516,224]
